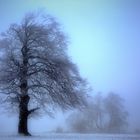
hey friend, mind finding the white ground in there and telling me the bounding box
[0,134,140,140]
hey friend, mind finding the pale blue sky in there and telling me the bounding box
[0,0,140,131]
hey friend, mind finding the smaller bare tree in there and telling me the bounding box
[67,92,128,133]
[104,92,128,133]
[67,93,105,133]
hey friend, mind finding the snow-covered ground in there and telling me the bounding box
[0,134,139,140]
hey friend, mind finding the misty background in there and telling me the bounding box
[0,0,140,134]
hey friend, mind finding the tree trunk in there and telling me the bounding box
[18,94,31,136]
[18,44,31,136]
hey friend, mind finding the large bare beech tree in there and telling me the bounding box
[0,13,86,136]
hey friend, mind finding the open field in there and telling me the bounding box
[0,134,139,140]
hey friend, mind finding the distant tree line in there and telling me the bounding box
[66,92,128,133]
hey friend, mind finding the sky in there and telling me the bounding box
[0,0,140,132]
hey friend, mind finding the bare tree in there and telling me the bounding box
[67,93,105,133]
[67,93,128,134]
[104,92,128,133]
[0,13,87,136]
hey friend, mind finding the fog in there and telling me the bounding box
[0,0,140,134]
